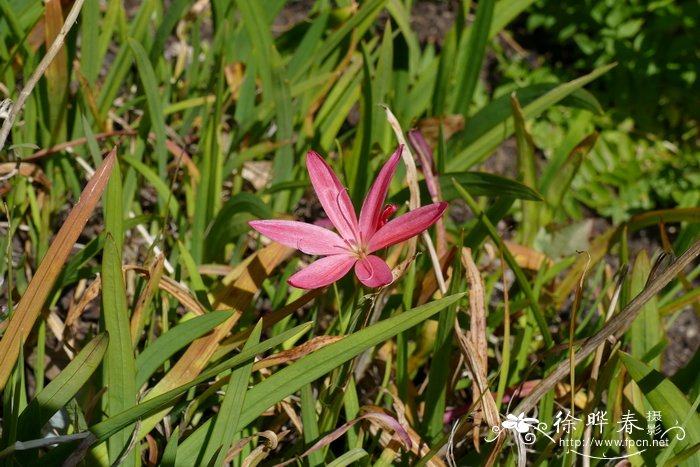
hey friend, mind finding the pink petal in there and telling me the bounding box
[288,254,357,289]
[358,146,402,241]
[306,151,360,242]
[354,255,393,288]
[367,202,448,253]
[249,220,348,256]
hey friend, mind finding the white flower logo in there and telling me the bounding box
[501,413,539,434]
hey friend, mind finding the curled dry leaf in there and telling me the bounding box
[125,265,208,316]
[242,430,283,467]
[0,162,51,196]
[130,254,165,345]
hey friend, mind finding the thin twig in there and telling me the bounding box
[0,0,87,152]
[513,238,700,415]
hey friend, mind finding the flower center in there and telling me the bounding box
[350,242,368,260]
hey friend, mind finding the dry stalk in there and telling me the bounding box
[513,238,700,415]
[0,0,87,152]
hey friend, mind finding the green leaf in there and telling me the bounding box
[202,321,262,467]
[128,38,168,181]
[441,172,543,201]
[89,323,313,442]
[448,66,613,171]
[629,252,661,369]
[18,333,108,440]
[135,312,235,387]
[452,0,495,116]
[619,352,700,467]
[174,294,465,465]
[161,426,179,467]
[205,193,272,262]
[102,234,137,466]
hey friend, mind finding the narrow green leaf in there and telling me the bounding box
[448,66,613,171]
[203,322,262,467]
[452,0,495,116]
[79,0,100,84]
[629,252,661,369]
[120,155,179,219]
[135,312,235,387]
[511,93,539,246]
[89,323,313,442]
[128,38,168,181]
[301,383,323,467]
[18,333,108,440]
[440,172,543,201]
[102,234,136,466]
[327,448,368,467]
[161,426,179,467]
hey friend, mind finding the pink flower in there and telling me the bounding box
[249,146,448,289]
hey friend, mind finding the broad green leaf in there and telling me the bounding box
[619,352,700,467]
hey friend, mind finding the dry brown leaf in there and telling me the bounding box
[461,248,493,449]
[253,335,344,371]
[64,278,101,349]
[0,162,51,196]
[125,265,208,316]
[130,254,165,345]
[0,148,116,390]
[224,62,245,100]
[416,115,465,146]
[504,240,552,271]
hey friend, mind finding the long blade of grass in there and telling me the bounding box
[101,233,136,465]
[128,38,168,181]
[202,321,262,467]
[451,0,495,116]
